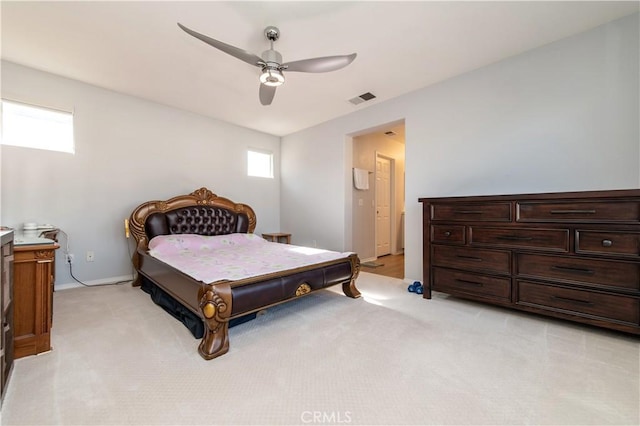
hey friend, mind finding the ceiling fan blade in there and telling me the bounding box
[259,84,276,106]
[178,23,264,67]
[282,53,357,73]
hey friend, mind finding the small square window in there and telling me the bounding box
[1,100,75,154]
[247,149,273,178]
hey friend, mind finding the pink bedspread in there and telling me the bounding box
[148,233,351,283]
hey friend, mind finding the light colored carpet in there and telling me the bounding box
[1,272,638,425]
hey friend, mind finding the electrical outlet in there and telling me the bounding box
[66,253,74,264]
[86,251,95,262]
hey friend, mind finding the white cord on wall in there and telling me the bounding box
[54,228,134,287]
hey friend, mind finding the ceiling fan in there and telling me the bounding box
[178,23,357,106]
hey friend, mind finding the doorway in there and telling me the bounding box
[350,121,405,279]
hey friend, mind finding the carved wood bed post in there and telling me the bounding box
[342,253,361,298]
[131,241,147,286]
[198,282,233,360]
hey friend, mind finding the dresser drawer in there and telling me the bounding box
[516,253,639,292]
[431,203,511,222]
[516,281,639,325]
[576,230,640,258]
[432,245,510,274]
[432,268,511,301]
[470,227,569,251]
[517,201,640,223]
[431,225,465,244]
[14,248,55,262]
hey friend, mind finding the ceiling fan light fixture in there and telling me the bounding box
[260,68,285,87]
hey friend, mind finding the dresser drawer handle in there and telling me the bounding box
[496,235,533,241]
[549,209,596,215]
[3,322,9,332]
[455,279,483,287]
[443,231,452,237]
[454,210,484,215]
[601,239,613,247]
[456,255,483,262]
[550,265,595,275]
[551,295,594,306]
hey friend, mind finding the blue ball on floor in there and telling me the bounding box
[408,281,423,294]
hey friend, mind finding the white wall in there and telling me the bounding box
[1,61,281,288]
[281,13,640,283]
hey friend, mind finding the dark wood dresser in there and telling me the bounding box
[419,189,640,334]
[1,231,14,404]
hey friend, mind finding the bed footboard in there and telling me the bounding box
[196,254,361,360]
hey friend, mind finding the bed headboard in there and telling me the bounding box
[129,187,257,248]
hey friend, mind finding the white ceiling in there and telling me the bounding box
[2,1,638,137]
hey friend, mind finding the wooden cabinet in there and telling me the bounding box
[1,231,14,403]
[13,242,58,358]
[420,189,640,334]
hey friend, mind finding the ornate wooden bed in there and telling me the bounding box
[129,187,361,360]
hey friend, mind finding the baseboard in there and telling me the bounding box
[55,274,135,291]
[360,256,377,263]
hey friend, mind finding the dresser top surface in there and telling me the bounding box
[13,236,57,247]
[419,188,640,203]
[1,230,13,245]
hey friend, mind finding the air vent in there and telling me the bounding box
[348,92,377,105]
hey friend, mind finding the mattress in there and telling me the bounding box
[148,233,351,283]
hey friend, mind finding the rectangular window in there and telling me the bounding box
[247,149,273,178]
[1,99,75,154]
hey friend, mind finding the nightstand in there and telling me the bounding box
[262,232,291,244]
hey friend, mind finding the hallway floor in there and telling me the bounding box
[361,253,404,280]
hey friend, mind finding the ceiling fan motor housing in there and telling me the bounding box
[260,48,285,86]
[261,49,282,65]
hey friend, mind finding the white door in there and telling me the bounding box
[376,156,392,257]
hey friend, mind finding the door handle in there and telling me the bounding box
[550,265,595,275]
